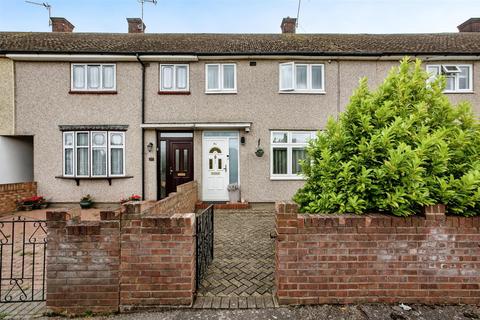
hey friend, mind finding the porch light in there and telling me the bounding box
[147,142,154,152]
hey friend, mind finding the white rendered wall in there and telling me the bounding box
[0,136,33,184]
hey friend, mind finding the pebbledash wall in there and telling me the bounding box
[0,182,37,214]
[46,181,197,315]
[275,202,480,305]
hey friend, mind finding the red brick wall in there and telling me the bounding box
[120,203,195,310]
[46,210,120,315]
[46,182,198,315]
[0,182,37,214]
[275,202,480,305]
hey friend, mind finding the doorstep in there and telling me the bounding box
[195,201,251,210]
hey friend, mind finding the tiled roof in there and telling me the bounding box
[1,32,480,56]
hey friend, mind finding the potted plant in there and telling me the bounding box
[120,194,142,204]
[79,194,93,209]
[227,184,241,203]
[255,138,264,157]
[16,196,48,211]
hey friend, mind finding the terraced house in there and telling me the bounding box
[1,17,480,205]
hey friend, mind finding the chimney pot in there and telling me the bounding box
[281,17,297,34]
[50,17,74,32]
[458,18,480,32]
[127,18,146,33]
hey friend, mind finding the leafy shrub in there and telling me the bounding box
[294,58,480,217]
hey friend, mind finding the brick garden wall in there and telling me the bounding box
[46,182,198,316]
[275,202,480,305]
[0,182,36,214]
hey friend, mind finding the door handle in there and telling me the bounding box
[224,166,227,172]
[169,167,173,175]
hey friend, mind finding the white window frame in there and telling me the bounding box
[63,132,75,177]
[279,62,325,93]
[270,131,316,180]
[426,64,473,93]
[159,64,190,92]
[70,63,117,92]
[63,130,125,178]
[90,131,108,178]
[108,132,126,177]
[205,63,237,93]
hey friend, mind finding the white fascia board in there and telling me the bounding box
[198,55,480,61]
[5,54,198,62]
[141,122,252,129]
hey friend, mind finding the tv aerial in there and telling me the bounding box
[138,0,157,31]
[25,1,52,26]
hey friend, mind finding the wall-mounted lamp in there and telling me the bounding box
[147,142,154,153]
[240,136,246,145]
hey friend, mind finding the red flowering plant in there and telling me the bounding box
[16,196,47,210]
[120,194,142,204]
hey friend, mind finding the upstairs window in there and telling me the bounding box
[160,64,189,92]
[270,131,316,179]
[205,63,237,93]
[426,64,472,93]
[71,64,116,92]
[63,131,125,178]
[279,62,325,93]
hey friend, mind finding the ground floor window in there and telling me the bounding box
[63,131,125,178]
[270,131,316,179]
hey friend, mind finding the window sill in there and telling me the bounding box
[205,91,237,95]
[55,175,133,186]
[158,91,191,95]
[278,90,326,95]
[270,176,306,181]
[443,90,474,94]
[69,90,118,95]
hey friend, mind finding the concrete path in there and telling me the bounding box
[41,304,480,320]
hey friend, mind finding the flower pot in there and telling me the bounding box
[255,148,264,157]
[23,204,33,211]
[228,189,241,203]
[79,200,93,209]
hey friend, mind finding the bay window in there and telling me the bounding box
[205,63,237,93]
[271,131,316,179]
[71,64,116,91]
[160,64,189,91]
[426,64,472,93]
[63,131,125,178]
[279,62,325,93]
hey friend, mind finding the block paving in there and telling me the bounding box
[194,208,277,309]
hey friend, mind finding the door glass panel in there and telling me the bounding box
[273,148,287,174]
[229,138,239,184]
[160,141,167,198]
[204,131,238,137]
[183,149,188,171]
[160,132,193,138]
[175,149,180,171]
[218,158,222,170]
[209,158,213,170]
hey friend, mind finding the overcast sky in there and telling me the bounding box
[0,0,479,34]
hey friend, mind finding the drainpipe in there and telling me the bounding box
[136,54,146,200]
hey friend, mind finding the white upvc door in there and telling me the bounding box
[203,138,230,201]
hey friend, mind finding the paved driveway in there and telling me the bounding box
[194,209,276,309]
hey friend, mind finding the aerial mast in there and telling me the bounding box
[25,1,52,26]
[138,0,157,32]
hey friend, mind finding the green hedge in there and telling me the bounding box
[294,58,480,217]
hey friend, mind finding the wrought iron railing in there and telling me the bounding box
[195,205,214,290]
[0,217,47,302]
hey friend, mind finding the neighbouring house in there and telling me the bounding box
[0,17,479,205]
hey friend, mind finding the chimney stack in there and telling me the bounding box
[127,18,146,33]
[281,17,297,34]
[50,17,74,32]
[458,18,480,32]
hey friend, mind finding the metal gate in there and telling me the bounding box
[0,217,47,302]
[196,205,214,289]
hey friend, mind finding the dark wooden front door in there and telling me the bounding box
[166,141,193,195]
[158,132,194,199]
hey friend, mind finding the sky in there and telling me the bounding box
[0,0,479,34]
